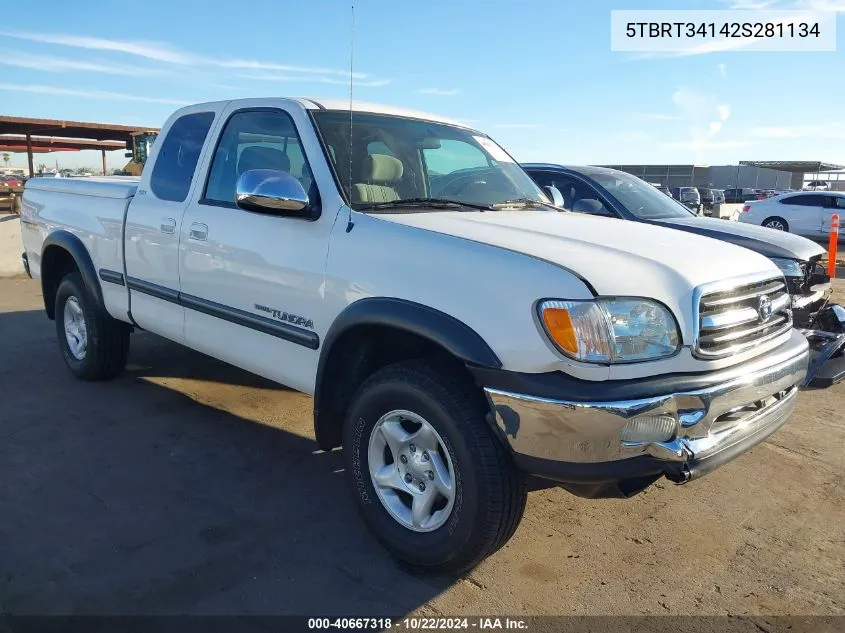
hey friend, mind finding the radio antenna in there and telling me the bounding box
[346,4,355,232]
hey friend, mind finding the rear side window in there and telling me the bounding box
[781,194,825,207]
[150,112,215,203]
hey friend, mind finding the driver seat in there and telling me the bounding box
[352,154,403,204]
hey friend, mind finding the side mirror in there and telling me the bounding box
[543,185,564,208]
[572,198,613,217]
[235,169,312,217]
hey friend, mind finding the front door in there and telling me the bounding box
[124,108,217,343]
[822,195,845,241]
[178,103,335,393]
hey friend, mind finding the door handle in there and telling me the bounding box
[160,218,176,234]
[190,222,208,241]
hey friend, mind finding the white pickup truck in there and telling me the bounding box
[20,98,808,573]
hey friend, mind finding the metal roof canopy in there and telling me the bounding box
[0,135,126,153]
[739,160,845,173]
[0,115,158,142]
[0,115,158,176]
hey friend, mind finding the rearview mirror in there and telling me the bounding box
[235,169,312,218]
[543,185,564,208]
[572,198,613,217]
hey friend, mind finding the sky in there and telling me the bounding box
[1,0,844,171]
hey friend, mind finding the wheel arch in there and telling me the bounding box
[313,298,502,451]
[40,231,103,320]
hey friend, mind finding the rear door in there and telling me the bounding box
[775,194,824,237]
[124,105,220,342]
[822,194,845,240]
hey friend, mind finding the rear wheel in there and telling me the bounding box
[55,272,130,381]
[343,359,526,574]
[763,217,788,232]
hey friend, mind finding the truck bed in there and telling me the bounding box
[25,176,139,200]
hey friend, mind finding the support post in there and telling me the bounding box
[26,134,34,177]
[101,149,107,176]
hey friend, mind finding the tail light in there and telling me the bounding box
[742,204,751,213]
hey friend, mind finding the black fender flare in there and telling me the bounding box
[313,297,502,448]
[41,231,104,318]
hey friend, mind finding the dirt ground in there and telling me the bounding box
[1,276,843,618]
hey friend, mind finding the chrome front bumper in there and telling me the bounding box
[484,331,809,484]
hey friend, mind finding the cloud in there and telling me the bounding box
[663,140,756,150]
[0,32,192,64]
[751,122,845,139]
[667,87,735,161]
[0,51,166,77]
[751,127,800,138]
[720,0,780,8]
[733,0,845,9]
[1,31,389,85]
[418,88,459,96]
[718,63,727,77]
[635,113,682,122]
[613,131,653,143]
[491,123,541,129]
[236,72,389,87]
[0,82,191,105]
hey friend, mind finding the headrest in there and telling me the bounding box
[360,154,403,183]
[238,146,290,175]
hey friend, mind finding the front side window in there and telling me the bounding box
[311,111,546,210]
[831,196,845,209]
[150,112,215,203]
[205,109,315,205]
[583,170,694,219]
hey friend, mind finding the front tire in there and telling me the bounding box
[55,272,130,381]
[763,216,789,232]
[343,359,526,574]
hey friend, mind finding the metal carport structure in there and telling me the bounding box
[0,115,158,176]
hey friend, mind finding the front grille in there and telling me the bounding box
[696,277,792,358]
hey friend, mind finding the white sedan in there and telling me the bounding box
[739,191,845,240]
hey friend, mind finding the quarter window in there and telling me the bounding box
[204,109,315,205]
[150,112,215,203]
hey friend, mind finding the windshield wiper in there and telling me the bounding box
[489,198,551,210]
[357,198,493,212]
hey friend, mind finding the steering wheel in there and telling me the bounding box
[438,175,490,197]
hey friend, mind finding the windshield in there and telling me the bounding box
[311,111,548,211]
[586,171,695,220]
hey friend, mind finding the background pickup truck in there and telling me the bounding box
[20,98,809,573]
[524,164,845,387]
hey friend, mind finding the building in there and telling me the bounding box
[598,161,845,191]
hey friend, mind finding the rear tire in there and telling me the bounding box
[55,272,130,381]
[342,359,526,574]
[762,217,789,232]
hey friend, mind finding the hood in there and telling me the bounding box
[650,216,825,261]
[373,211,780,308]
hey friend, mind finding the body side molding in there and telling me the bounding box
[125,277,319,349]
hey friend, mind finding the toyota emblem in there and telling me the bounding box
[758,295,773,321]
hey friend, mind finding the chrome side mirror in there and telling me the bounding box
[235,169,312,217]
[543,185,564,208]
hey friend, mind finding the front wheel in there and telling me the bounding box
[343,359,526,574]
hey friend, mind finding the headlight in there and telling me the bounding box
[769,257,803,278]
[538,298,680,363]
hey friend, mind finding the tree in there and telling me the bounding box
[1,153,9,168]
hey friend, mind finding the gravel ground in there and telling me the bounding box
[1,277,843,619]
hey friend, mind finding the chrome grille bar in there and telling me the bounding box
[695,275,792,358]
